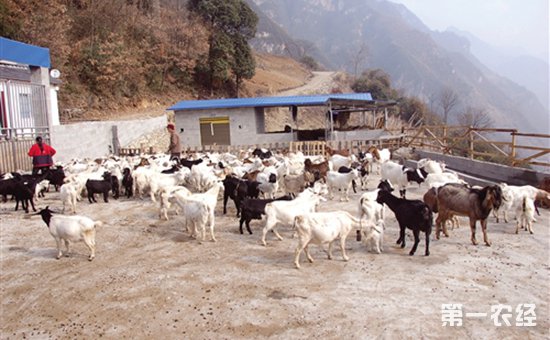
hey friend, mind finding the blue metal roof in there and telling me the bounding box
[0,37,51,68]
[168,93,373,111]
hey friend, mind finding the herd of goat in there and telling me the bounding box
[1,146,549,268]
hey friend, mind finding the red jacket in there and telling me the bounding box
[28,143,56,168]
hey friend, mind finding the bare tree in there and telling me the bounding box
[351,42,368,79]
[438,87,459,124]
[457,106,493,129]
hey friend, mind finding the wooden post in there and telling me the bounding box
[443,126,448,153]
[510,131,517,165]
[468,126,474,159]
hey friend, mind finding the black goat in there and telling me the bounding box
[121,167,133,198]
[222,175,261,216]
[0,173,23,202]
[45,166,65,191]
[180,158,203,169]
[110,175,120,199]
[14,179,38,213]
[376,189,432,256]
[252,148,273,160]
[86,171,114,203]
[161,164,182,174]
[239,195,293,234]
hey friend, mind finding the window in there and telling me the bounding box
[19,93,31,119]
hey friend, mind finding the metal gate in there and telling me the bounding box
[0,80,50,172]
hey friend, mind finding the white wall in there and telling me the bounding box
[175,107,294,147]
[51,115,167,163]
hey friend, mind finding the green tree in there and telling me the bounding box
[231,36,255,97]
[351,69,396,100]
[188,0,257,96]
[300,55,318,70]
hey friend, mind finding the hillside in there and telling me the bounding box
[247,0,549,134]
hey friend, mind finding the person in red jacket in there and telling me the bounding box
[28,136,56,176]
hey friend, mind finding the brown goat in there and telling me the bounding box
[325,145,351,157]
[242,170,261,182]
[423,187,459,233]
[304,158,329,182]
[436,183,502,246]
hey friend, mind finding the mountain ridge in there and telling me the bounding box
[247,0,549,134]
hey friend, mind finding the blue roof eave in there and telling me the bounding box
[0,37,51,68]
[167,93,374,111]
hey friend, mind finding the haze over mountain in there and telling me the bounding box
[246,0,549,134]
[447,26,548,111]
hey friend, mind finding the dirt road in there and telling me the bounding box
[1,172,548,338]
[277,71,338,96]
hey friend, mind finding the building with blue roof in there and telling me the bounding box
[0,37,60,140]
[168,93,395,147]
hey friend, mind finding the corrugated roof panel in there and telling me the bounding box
[0,37,51,68]
[167,93,373,111]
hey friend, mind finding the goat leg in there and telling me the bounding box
[29,198,36,212]
[245,219,253,235]
[425,231,430,256]
[409,229,420,255]
[470,220,478,245]
[340,237,349,261]
[55,239,63,259]
[64,239,71,257]
[481,219,491,246]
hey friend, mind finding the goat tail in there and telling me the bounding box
[94,221,104,228]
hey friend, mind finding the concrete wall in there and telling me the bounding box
[51,115,167,163]
[330,129,386,141]
[174,108,294,147]
[410,150,549,187]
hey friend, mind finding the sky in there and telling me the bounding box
[390,0,549,61]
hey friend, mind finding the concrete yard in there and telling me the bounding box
[1,173,548,339]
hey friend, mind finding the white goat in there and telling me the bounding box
[358,189,385,227]
[380,161,425,198]
[173,182,223,242]
[261,183,327,246]
[494,183,550,223]
[159,185,191,220]
[424,172,465,189]
[177,197,212,242]
[36,207,102,260]
[257,171,279,199]
[362,219,385,254]
[329,154,352,171]
[60,183,78,214]
[326,169,359,201]
[515,196,535,234]
[34,179,50,200]
[417,158,445,174]
[293,211,361,268]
